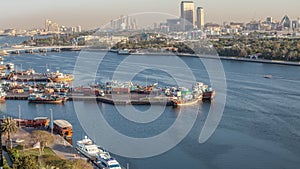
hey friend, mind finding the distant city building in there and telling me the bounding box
[196,7,204,30]
[76,26,82,33]
[280,15,291,29]
[266,17,273,24]
[45,19,59,32]
[167,19,182,32]
[181,1,195,31]
[246,21,261,31]
[110,15,137,31]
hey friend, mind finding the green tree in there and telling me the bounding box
[2,117,18,145]
[31,130,54,152]
[13,155,39,169]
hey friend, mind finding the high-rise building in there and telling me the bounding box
[196,7,204,30]
[181,1,195,31]
[266,17,273,24]
[280,15,291,29]
[45,19,52,31]
[45,19,60,32]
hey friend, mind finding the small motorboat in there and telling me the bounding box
[264,74,272,79]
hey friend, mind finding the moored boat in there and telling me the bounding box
[96,151,122,169]
[0,88,7,102]
[28,93,64,104]
[76,136,102,158]
[48,71,73,82]
[118,49,130,55]
[53,119,73,138]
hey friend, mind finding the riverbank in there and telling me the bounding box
[129,52,300,66]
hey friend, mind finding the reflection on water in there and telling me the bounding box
[0,50,299,168]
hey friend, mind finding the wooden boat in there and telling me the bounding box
[28,93,64,104]
[171,97,201,107]
[53,119,73,138]
[48,71,73,82]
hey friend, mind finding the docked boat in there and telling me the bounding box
[11,50,20,54]
[96,151,122,169]
[48,71,73,82]
[28,93,64,104]
[53,119,72,138]
[76,136,122,169]
[171,98,200,106]
[118,49,130,55]
[0,50,8,56]
[76,136,102,158]
[0,88,7,102]
[25,49,34,54]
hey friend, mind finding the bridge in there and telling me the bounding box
[0,45,85,55]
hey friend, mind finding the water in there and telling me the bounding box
[1,42,300,168]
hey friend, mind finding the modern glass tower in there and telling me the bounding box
[197,7,205,30]
[181,1,195,31]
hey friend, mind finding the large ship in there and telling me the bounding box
[48,71,73,82]
[28,93,65,104]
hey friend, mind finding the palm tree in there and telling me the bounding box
[1,117,18,147]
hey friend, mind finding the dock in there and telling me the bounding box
[5,92,173,106]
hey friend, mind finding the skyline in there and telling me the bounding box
[1,0,299,29]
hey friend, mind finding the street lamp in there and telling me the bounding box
[50,109,53,135]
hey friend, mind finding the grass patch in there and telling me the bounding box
[20,147,55,156]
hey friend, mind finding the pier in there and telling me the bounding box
[5,92,173,106]
[1,45,85,55]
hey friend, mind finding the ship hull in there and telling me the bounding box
[50,77,73,82]
[172,98,200,107]
[0,96,5,102]
[203,90,215,100]
[29,99,64,104]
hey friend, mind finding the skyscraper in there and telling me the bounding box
[197,7,204,30]
[181,1,195,31]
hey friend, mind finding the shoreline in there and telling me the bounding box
[129,52,300,66]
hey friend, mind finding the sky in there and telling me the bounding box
[0,0,299,30]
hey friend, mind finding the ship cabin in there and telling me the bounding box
[53,119,73,138]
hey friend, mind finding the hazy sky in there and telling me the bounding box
[0,0,299,29]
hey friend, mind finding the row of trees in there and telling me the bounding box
[212,37,300,61]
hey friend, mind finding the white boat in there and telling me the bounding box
[77,136,122,169]
[118,49,130,55]
[76,136,101,158]
[96,152,121,169]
